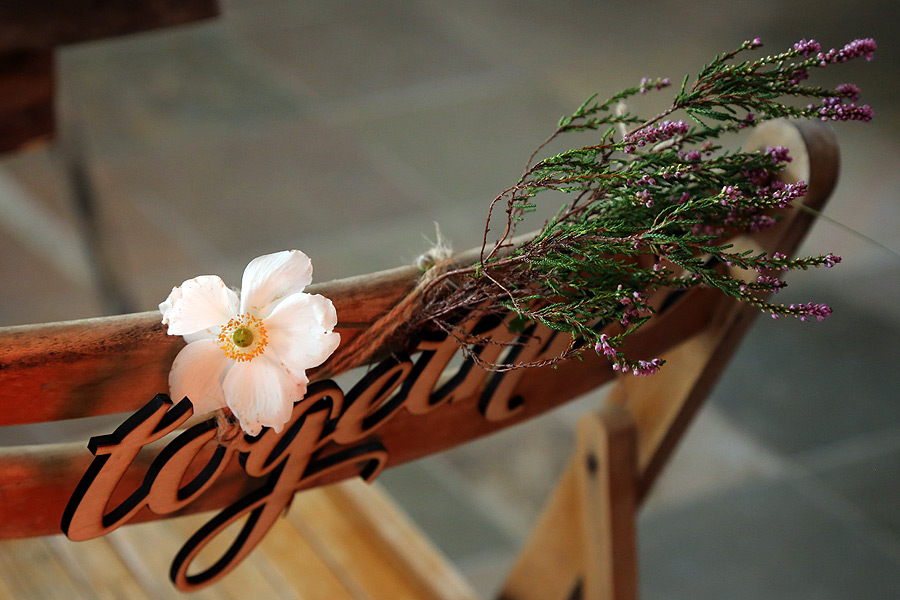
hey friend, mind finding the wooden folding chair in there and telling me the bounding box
[0,118,838,599]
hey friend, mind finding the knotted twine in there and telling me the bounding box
[319,234,454,379]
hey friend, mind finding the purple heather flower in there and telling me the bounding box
[719,185,743,205]
[746,167,771,187]
[835,83,862,102]
[632,358,662,377]
[737,112,756,129]
[772,181,807,207]
[817,97,874,122]
[683,150,702,162]
[823,253,842,268]
[817,38,877,65]
[639,77,672,95]
[594,334,618,359]
[756,274,786,293]
[793,38,821,57]
[765,146,792,165]
[749,214,778,232]
[616,289,649,326]
[624,120,689,147]
[788,68,810,85]
[839,38,877,61]
[792,302,832,322]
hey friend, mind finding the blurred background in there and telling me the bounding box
[1,0,898,598]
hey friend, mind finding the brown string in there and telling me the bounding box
[319,239,453,379]
[214,408,242,444]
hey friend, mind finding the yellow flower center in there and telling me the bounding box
[218,314,268,362]
[232,327,254,348]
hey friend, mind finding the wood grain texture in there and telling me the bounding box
[498,405,638,600]
[286,481,479,600]
[0,0,219,52]
[324,480,479,600]
[0,264,419,427]
[577,408,639,600]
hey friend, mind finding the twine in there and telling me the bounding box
[320,231,454,379]
[214,407,242,444]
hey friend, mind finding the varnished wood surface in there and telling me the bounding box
[0,263,418,427]
[499,405,639,600]
[0,120,839,540]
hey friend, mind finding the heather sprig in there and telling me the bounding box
[420,38,873,374]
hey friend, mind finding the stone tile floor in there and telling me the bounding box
[1,1,898,598]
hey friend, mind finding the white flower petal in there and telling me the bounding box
[183,329,218,344]
[160,275,239,336]
[168,338,231,415]
[265,292,341,375]
[240,250,313,317]
[223,355,305,435]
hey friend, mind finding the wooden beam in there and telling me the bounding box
[498,405,638,600]
[0,0,220,52]
[0,50,53,153]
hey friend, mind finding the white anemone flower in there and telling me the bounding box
[159,250,340,436]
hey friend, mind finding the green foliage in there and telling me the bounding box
[422,38,872,374]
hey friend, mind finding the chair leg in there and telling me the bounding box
[498,403,639,600]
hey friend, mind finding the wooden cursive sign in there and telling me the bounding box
[61,311,579,590]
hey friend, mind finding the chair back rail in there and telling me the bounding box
[0,120,838,541]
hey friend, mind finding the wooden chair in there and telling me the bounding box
[0,119,838,599]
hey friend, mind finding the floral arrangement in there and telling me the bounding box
[159,38,874,435]
[418,37,875,375]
